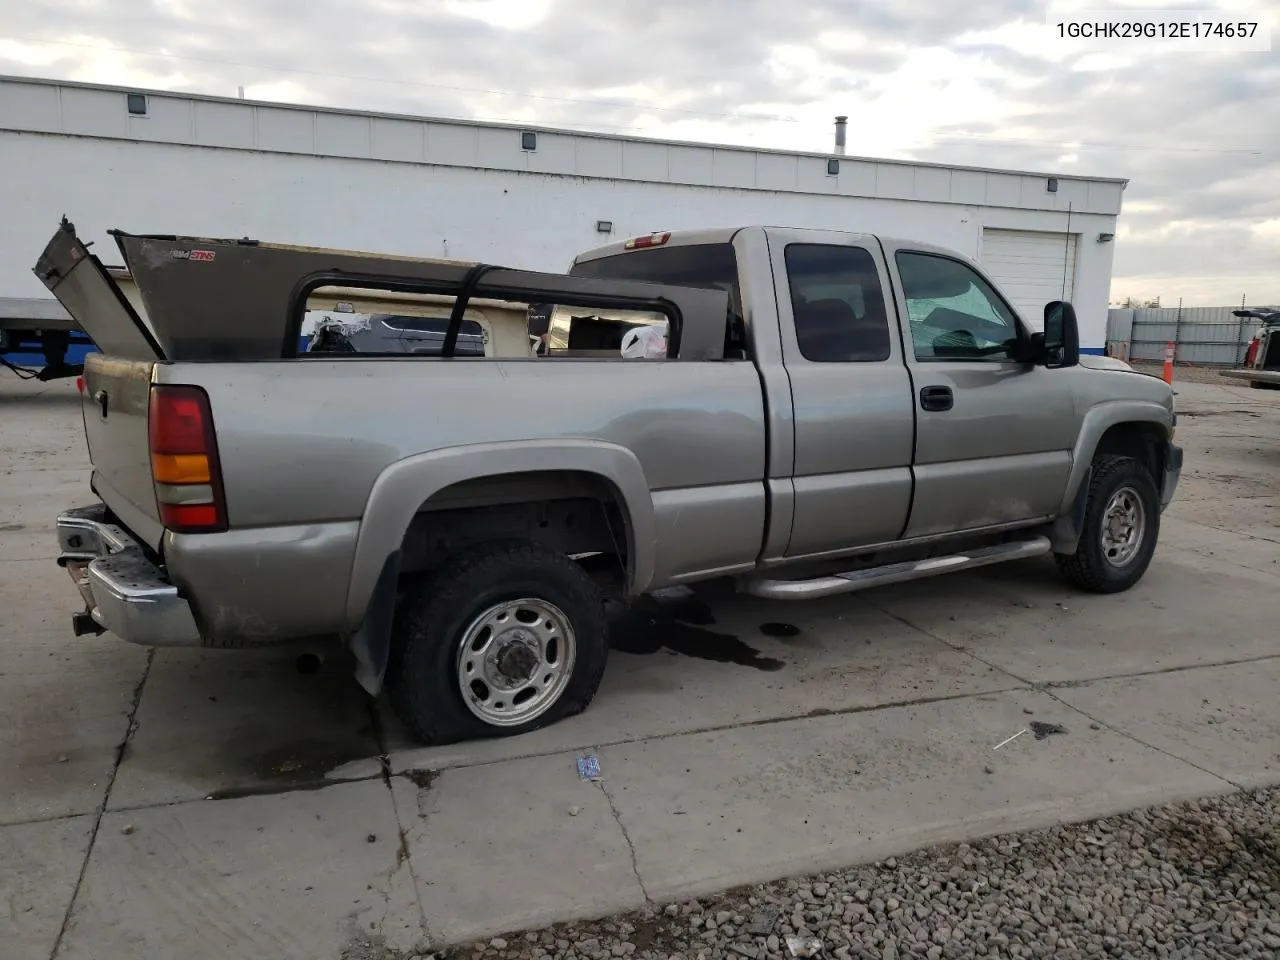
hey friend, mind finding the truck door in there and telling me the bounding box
[766,230,915,560]
[881,240,1076,538]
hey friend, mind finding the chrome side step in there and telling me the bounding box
[741,536,1053,600]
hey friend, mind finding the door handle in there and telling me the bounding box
[919,385,953,412]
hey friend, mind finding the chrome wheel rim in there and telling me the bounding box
[1101,486,1146,567]
[455,598,576,727]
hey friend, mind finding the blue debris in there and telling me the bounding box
[577,754,602,780]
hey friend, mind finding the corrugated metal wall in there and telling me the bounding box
[1106,306,1263,366]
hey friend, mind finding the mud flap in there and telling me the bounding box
[1160,443,1183,511]
[1050,464,1093,554]
[349,550,401,696]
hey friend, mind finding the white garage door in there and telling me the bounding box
[980,228,1077,326]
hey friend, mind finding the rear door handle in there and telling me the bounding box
[919,385,953,412]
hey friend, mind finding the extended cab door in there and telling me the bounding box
[881,240,1076,538]
[767,229,915,560]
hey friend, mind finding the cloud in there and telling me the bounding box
[2,0,1278,304]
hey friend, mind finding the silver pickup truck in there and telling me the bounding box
[39,219,1182,745]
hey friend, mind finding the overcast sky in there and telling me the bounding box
[2,0,1277,306]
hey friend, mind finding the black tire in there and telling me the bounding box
[387,539,608,745]
[1055,455,1161,594]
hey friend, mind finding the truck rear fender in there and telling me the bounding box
[1051,400,1173,551]
[344,439,657,630]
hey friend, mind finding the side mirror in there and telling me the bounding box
[1042,301,1080,369]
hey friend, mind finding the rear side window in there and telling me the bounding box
[569,243,746,356]
[784,244,892,362]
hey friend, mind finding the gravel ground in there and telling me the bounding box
[404,787,1280,960]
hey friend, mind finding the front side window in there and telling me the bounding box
[895,251,1021,360]
[784,244,892,362]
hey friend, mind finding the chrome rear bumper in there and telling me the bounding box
[56,504,202,646]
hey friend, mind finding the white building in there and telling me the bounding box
[0,75,1124,351]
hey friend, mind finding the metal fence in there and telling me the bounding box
[1105,306,1264,367]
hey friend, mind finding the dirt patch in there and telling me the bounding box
[404,769,438,790]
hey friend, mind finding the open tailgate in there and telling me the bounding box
[34,218,164,361]
[34,220,166,547]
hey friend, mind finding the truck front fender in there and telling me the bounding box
[1051,399,1173,551]
[344,439,657,629]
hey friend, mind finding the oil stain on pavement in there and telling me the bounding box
[606,590,785,671]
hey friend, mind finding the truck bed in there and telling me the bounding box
[35,219,773,647]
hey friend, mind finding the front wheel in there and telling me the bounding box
[387,540,609,745]
[1055,455,1161,594]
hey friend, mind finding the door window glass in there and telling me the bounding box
[895,252,1020,360]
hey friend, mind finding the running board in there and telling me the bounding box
[741,536,1053,600]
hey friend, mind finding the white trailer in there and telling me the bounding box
[1,75,1126,376]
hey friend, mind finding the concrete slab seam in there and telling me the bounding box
[1164,542,1280,579]
[11,655,1261,830]
[866,599,1036,689]
[594,768,652,907]
[48,646,154,960]
[368,697,433,947]
[1036,652,1280,691]
[866,596,1280,699]
[394,686,1029,781]
[870,596,1254,792]
[1171,516,1280,546]
[1039,689,1246,792]
[0,773,391,828]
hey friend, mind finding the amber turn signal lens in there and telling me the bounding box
[150,453,212,484]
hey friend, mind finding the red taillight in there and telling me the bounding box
[624,231,671,250]
[1244,337,1260,368]
[148,385,227,533]
[149,390,208,453]
[161,503,220,529]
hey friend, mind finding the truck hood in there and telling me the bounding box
[1078,355,1136,373]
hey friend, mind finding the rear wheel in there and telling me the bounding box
[388,540,608,745]
[1055,455,1161,594]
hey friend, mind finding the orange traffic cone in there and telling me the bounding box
[1162,341,1174,384]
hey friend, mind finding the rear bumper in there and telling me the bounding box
[1161,442,1183,511]
[56,504,202,647]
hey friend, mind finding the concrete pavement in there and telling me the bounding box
[2,375,1278,959]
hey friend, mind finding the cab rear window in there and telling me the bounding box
[570,243,746,357]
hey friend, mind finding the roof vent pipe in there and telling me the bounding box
[834,116,847,156]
